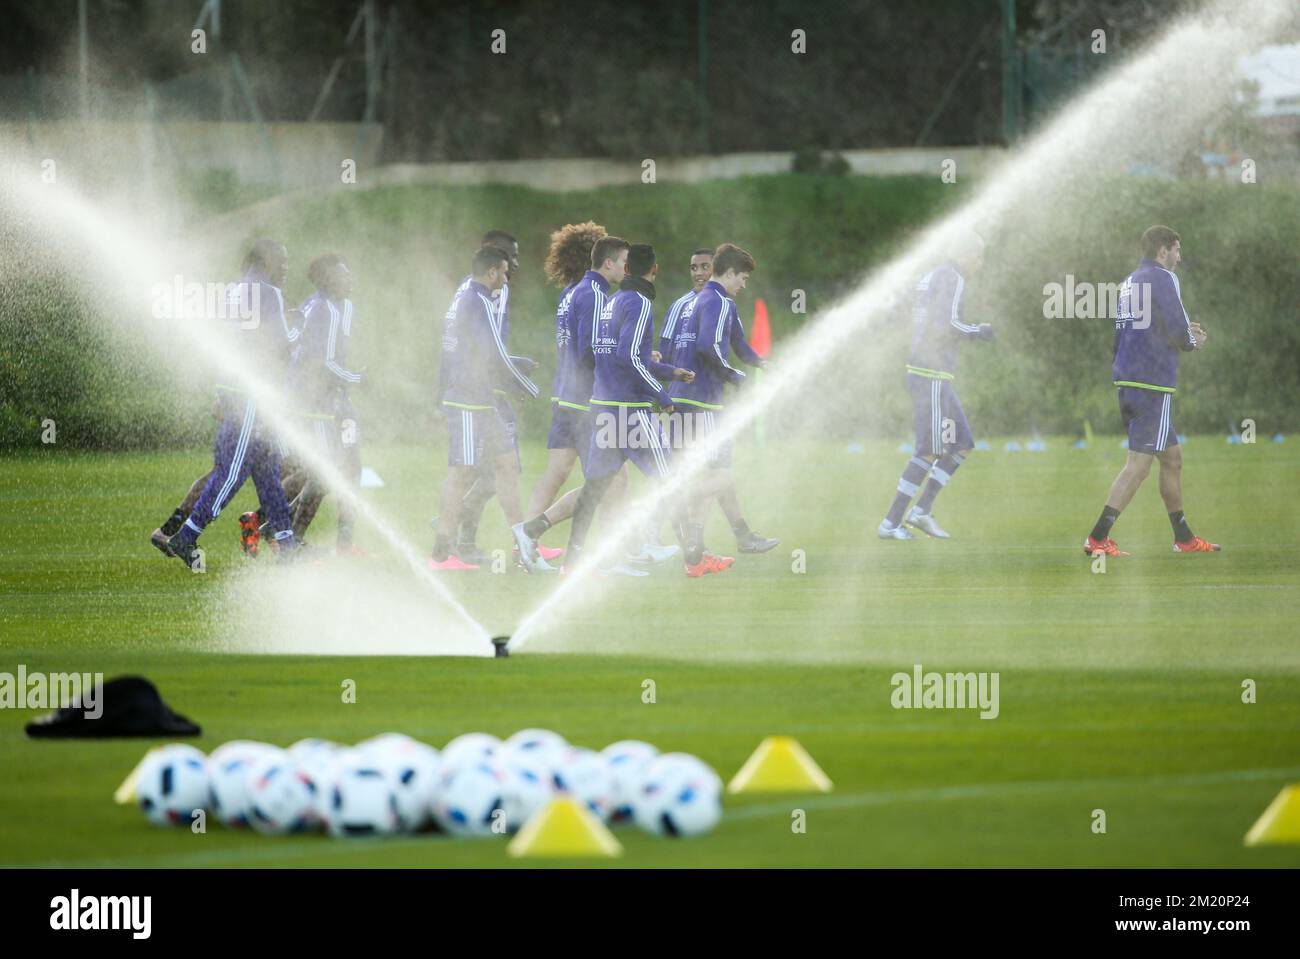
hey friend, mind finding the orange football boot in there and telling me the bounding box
[238,512,261,558]
[1083,536,1129,557]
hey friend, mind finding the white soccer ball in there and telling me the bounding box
[500,728,568,771]
[135,744,209,827]
[288,737,342,760]
[357,736,442,832]
[322,757,401,838]
[441,732,500,771]
[493,755,554,833]
[652,752,723,791]
[207,741,284,828]
[600,740,659,822]
[433,760,507,837]
[287,738,343,780]
[551,747,613,821]
[631,753,723,838]
[246,755,319,834]
[289,739,346,822]
[356,732,419,752]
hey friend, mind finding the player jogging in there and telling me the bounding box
[163,240,301,567]
[561,243,718,576]
[510,222,606,563]
[516,233,670,574]
[246,253,364,556]
[664,242,763,569]
[879,231,993,541]
[1083,225,1218,557]
[430,246,541,570]
[656,248,715,360]
[434,230,539,565]
[658,246,778,555]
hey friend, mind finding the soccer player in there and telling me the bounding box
[517,233,662,574]
[656,248,716,360]
[562,243,720,576]
[521,221,607,533]
[658,246,778,554]
[258,253,364,554]
[1083,225,1218,556]
[437,230,541,565]
[664,242,764,566]
[164,240,301,567]
[431,245,541,570]
[878,231,993,541]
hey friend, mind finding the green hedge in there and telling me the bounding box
[0,275,210,450]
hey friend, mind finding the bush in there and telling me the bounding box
[0,272,209,450]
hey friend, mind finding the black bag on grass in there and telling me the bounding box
[25,675,201,738]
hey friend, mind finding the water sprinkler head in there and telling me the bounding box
[492,636,510,658]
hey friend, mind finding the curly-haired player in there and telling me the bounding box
[515,225,608,563]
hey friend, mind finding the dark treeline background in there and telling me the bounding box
[2,0,1190,159]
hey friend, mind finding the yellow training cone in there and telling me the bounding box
[727,736,832,794]
[507,797,623,858]
[113,747,161,805]
[1244,784,1300,846]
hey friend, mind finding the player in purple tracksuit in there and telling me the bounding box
[436,231,539,564]
[656,251,711,361]
[878,231,992,541]
[658,246,778,555]
[665,243,763,567]
[430,246,541,570]
[1083,225,1218,557]
[658,248,758,370]
[558,244,722,577]
[259,253,365,554]
[519,232,667,574]
[545,236,626,466]
[165,240,301,568]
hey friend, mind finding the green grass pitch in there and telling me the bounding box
[1,434,1298,867]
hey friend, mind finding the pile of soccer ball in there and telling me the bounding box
[131,729,723,839]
